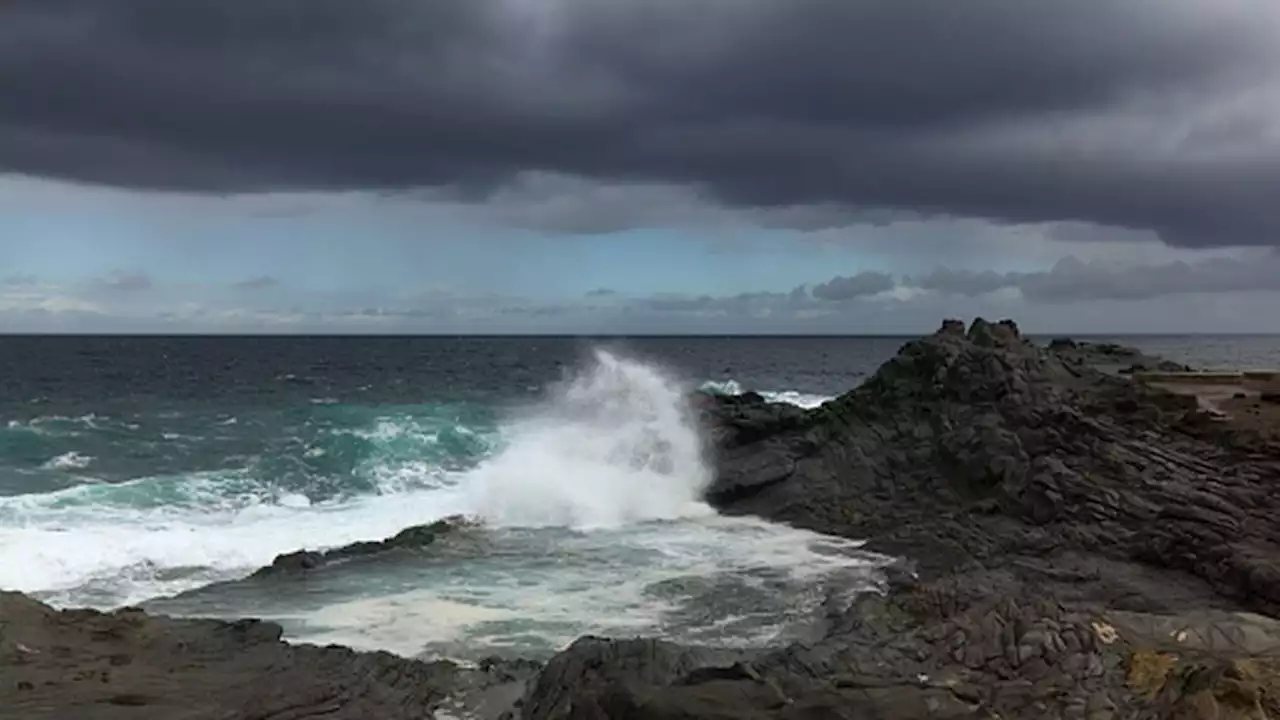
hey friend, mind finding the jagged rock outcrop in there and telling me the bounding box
[526,318,1280,719]
[701,318,1280,607]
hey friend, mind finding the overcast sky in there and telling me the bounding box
[3,0,1280,333]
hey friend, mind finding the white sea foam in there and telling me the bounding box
[0,350,880,657]
[198,515,881,659]
[0,470,473,605]
[41,451,93,470]
[6,414,102,436]
[699,379,833,409]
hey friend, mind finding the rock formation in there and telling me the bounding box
[526,318,1280,718]
[1045,336,1195,374]
[4,318,1279,719]
[248,515,478,578]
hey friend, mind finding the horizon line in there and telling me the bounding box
[2,331,1278,339]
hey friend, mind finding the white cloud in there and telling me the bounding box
[0,285,104,315]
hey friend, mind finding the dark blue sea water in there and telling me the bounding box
[2,334,1276,660]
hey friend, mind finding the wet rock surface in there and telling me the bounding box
[248,514,479,578]
[5,318,1280,719]
[526,319,1280,719]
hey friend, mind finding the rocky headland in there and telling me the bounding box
[1043,336,1195,375]
[5,319,1280,719]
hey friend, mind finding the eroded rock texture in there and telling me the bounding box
[526,318,1280,719]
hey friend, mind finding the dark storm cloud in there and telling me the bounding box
[3,0,1280,246]
[811,272,896,301]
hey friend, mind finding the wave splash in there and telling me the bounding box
[699,379,833,409]
[0,350,722,603]
[0,350,853,614]
[467,349,713,529]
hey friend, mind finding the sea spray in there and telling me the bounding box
[0,346,884,656]
[699,379,834,410]
[0,350,720,603]
[466,349,714,529]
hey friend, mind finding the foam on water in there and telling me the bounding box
[699,379,834,409]
[0,470,473,605]
[148,512,882,660]
[41,451,94,470]
[0,350,879,656]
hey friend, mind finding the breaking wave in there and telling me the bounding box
[0,351,878,659]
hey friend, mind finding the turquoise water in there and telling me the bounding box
[0,401,498,500]
[0,344,879,660]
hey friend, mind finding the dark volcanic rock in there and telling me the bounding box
[521,637,750,720]
[528,318,1280,719]
[1045,336,1194,374]
[521,582,1280,719]
[700,317,1280,604]
[695,392,815,506]
[0,591,500,719]
[250,514,477,578]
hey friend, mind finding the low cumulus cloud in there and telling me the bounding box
[910,252,1280,302]
[2,0,1280,247]
[5,250,1280,333]
[811,272,896,301]
[618,251,1280,324]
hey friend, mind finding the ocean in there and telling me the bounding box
[2,334,1277,661]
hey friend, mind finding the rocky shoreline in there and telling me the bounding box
[1043,336,1196,375]
[6,319,1280,719]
